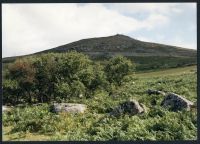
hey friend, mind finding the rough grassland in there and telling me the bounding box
[3,65,197,141]
[136,65,196,77]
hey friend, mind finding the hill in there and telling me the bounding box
[37,34,196,58]
[2,34,197,71]
[2,35,197,141]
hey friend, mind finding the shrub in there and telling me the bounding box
[71,80,86,97]
[3,52,109,104]
[2,79,20,105]
[5,104,60,133]
[55,82,71,100]
[105,55,135,85]
[4,59,36,104]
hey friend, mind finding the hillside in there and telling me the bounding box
[2,35,197,141]
[3,65,197,141]
[2,34,197,71]
[37,34,196,58]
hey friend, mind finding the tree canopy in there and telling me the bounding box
[3,52,135,105]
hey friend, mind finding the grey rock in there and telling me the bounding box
[2,106,13,112]
[50,103,87,114]
[111,99,145,116]
[32,103,43,106]
[147,89,166,96]
[161,93,194,111]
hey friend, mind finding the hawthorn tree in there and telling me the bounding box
[105,55,135,85]
[7,59,36,103]
[32,53,59,103]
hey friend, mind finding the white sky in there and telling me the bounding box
[2,3,197,58]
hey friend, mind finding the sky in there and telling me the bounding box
[2,3,197,58]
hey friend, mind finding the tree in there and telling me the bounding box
[55,81,71,100]
[3,79,20,105]
[58,52,97,92]
[58,51,92,81]
[4,52,125,104]
[70,80,86,97]
[32,53,59,103]
[6,59,36,104]
[90,62,109,90]
[105,55,135,85]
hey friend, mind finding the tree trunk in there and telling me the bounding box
[16,92,19,104]
[28,92,32,104]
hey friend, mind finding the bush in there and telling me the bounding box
[71,80,86,97]
[55,82,71,100]
[3,104,60,133]
[2,79,20,105]
[3,52,109,104]
[105,55,135,85]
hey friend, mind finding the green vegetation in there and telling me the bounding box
[2,52,197,141]
[3,52,133,105]
[136,65,196,77]
[2,35,197,73]
[128,56,196,72]
[105,56,135,85]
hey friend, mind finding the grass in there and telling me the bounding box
[2,65,197,141]
[3,126,50,141]
[94,56,197,72]
[135,65,196,77]
[3,55,197,74]
[128,56,196,72]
